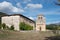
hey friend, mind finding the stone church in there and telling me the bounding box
[2,14,46,31]
[36,14,46,31]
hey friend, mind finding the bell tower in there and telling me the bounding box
[36,14,46,31]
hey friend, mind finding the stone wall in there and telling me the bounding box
[2,16,20,30]
[2,15,35,31]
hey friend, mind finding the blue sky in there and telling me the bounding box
[0,0,60,24]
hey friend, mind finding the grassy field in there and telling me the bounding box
[0,30,57,40]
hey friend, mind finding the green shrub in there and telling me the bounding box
[2,23,6,29]
[10,25,14,30]
[19,22,33,30]
[0,24,1,29]
[6,26,10,30]
[1,23,14,30]
[19,22,25,30]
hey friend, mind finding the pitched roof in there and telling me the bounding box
[12,14,35,23]
[2,14,35,23]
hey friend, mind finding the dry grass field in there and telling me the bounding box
[0,30,59,40]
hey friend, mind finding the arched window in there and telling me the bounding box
[41,17,42,19]
[38,17,42,19]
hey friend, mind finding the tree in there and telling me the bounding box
[0,24,1,29]
[19,22,25,30]
[19,22,33,30]
[54,0,60,6]
[46,24,60,36]
[2,23,6,29]
[6,26,10,30]
[0,12,8,29]
[46,24,60,30]
[58,0,60,2]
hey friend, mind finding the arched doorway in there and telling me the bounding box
[40,27,41,31]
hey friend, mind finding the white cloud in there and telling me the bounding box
[0,1,24,13]
[12,7,24,13]
[16,3,21,8]
[25,4,43,9]
[29,17,34,20]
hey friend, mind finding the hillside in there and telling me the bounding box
[54,22,60,25]
[46,23,60,30]
[0,30,59,40]
[0,12,7,17]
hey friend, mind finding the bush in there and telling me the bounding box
[19,22,33,30]
[1,23,14,30]
[6,26,10,30]
[2,23,6,29]
[10,25,14,30]
[19,22,25,30]
[0,24,1,29]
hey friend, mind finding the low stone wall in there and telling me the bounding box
[46,30,60,35]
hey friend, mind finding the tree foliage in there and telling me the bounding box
[19,22,33,30]
[2,23,7,29]
[10,25,14,30]
[46,24,60,30]
[1,23,14,30]
[0,23,9,30]
[58,0,60,2]
[0,24,1,29]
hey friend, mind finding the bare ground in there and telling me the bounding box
[0,30,59,40]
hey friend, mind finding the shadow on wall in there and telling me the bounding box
[45,36,60,40]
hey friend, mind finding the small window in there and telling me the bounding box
[38,17,42,19]
[38,17,40,19]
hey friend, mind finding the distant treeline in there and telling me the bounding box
[46,24,60,30]
[0,12,60,30]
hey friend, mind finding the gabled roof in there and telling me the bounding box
[11,14,35,23]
